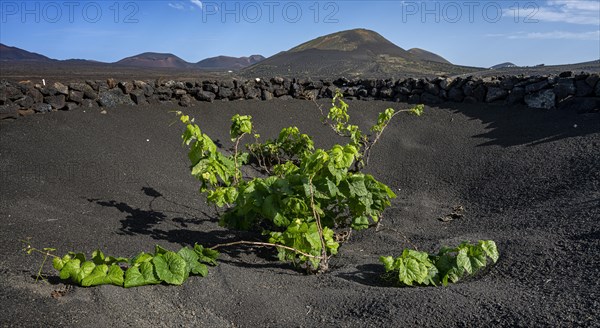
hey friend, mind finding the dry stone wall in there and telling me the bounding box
[1,72,599,120]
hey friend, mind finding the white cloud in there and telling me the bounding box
[190,0,203,10]
[168,2,184,10]
[533,0,600,25]
[514,31,599,40]
[547,0,599,12]
[488,30,600,41]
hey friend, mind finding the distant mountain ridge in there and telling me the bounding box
[196,55,265,69]
[116,53,265,69]
[0,43,54,61]
[4,33,597,79]
[242,28,478,78]
[408,48,451,64]
[0,44,263,70]
[115,52,192,68]
[490,62,518,69]
[288,28,411,56]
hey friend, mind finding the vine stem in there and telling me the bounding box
[232,134,244,184]
[21,241,59,283]
[210,241,322,260]
[21,243,59,259]
[363,108,415,167]
[311,98,348,137]
[308,176,329,272]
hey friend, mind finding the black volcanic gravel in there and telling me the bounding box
[1,99,599,327]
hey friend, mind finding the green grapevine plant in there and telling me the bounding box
[22,241,218,288]
[177,91,424,272]
[23,93,498,288]
[380,240,499,286]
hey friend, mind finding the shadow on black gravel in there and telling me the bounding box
[86,186,306,267]
[335,264,390,287]
[443,103,599,147]
[86,186,217,236]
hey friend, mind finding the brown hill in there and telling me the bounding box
[490,62,518,69]
[288,28,412,56]
[0,43,54,62]
[196,55,265,70]
[242,29,480,78]
[116,52,193,68]
[408,48,451,64]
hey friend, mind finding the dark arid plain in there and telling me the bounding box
[1,27,600,327]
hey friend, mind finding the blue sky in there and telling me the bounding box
[1,0,598,67]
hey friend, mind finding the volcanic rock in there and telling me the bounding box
[525,89,555,109]
[98,89,134,107]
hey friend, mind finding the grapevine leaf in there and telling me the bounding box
[53,254,71,271]
[52,257,64,271]
[411,104,425,116]
[230,114,253,140]
[480,240,499,263]
[273,212,288,227]
[106,264,125,286]
[322,227,338,252]
[138,262,159,284]
[81,264,123,287]
[177,247,208,277]
[179,113,189,124]
[405,249,429,263]
[188,140,204,167]
[468,248,487,271]
[305,230,322,251]
[237,152,250,165]
[75,261,96,285]
[131,252,154,264]
[383,240,499,287]
[425,263,439,286]
[437,246,455,256]
[105,256,129,265]
[68,252,86,263]
[442,267,462,286]
[380,256,395,272]
[351,216,369,230]
[326,179,338,198]
[262,195,278,220]
[124,262,160,288]
[124,266,145,288]
[456,248,472,274]
[397,259,411,286]
[91,250,105,265]
[435,254,455,277]
[154,245,170,256]
[59,258,81,280]
[406,258,428,285]
[153,252,188,285]
[81,264,108,287]
[192,262,208,277]
[329,145,347,169]
[347,178,369,197]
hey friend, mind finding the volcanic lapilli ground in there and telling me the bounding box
[0,99,599,327]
